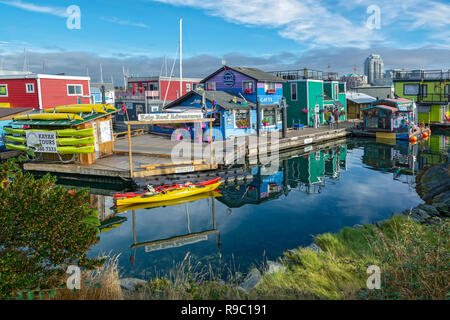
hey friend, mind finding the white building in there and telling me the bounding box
[364,54,384,85]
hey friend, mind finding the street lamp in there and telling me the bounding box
[314,94,325,128]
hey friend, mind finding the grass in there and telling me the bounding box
[29,216,449,300]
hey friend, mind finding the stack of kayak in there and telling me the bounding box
[5,127,96,154]
[5,104,116,154]
[114,177,222,207]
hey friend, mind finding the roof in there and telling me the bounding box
[0,107,34,120]
[346,92,376,104]
[382,98,412,103]
[128,76,202,82]
[165,89,256,110]
[201,66,286,83]
[362,105,398,112]
[0,72,90,81]
[11,108,117,127]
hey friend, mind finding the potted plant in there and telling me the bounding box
[244,88,253,94]
[301,108,308,113]
[266,89,276,94]
[237,119,249,128]
[262,118,270,126]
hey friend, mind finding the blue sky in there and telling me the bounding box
[0,0,449,82]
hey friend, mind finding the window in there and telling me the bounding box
[445,84,449,97]
[186,83,191,92]
[404,83,419,95]
[265,82,276,93]
[67,84,83,96]
[206,82,216,91]
[262,109,276,126]
[421,84,427,97]
[291,83,297,101]
[235,110,250,128]
[151,106,159,112]
[0,84,7,97]
[367,117,378,128]
[243,81,254,94]
[26,83,35,93]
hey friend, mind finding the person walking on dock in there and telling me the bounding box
[334,109,340,129]
[328,113,334,129]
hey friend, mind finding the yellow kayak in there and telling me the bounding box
[49,104,116,112]
[116,182,222,206]
[116,191,222,213]
[5,135,94,146]
[4,127,94,137]
[14,113,84,121]
[44,106,107,114]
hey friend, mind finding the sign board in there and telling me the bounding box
[223,71,235,87]
[99,120,113,143]
[175,166,195,174]
[304,145,313,152]
[304,138,313,144]
[138,113,203,122]
[92,122,99,158]
[26,131,57,153]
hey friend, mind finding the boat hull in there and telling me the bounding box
[116,182,222,206]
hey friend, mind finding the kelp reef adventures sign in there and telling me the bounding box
[138,113,204,122]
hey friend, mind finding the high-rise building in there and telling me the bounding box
[364,54,384,85]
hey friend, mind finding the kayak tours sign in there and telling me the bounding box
[26,131,57,153]
[138,113,204,122]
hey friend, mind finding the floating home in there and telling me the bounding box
[270,69,347,127]
[160,66,286,139]
[361,98,416,140]
[393,69,450,124]
[346,92,376,120]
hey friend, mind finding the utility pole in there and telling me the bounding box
[23,48,28,72]
[100,63,104,83]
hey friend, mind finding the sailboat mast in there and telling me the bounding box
[179,18,183,99]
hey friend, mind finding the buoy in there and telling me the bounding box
[422,132,428,139]
[410,136,417,143]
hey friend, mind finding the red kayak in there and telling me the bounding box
[114,177,221,199]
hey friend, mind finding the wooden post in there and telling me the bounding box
[209,120,213,167]
[127,123,133,178]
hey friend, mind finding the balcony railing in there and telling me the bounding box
[415,93,449,104]
[394,70,450,81]
[115,90,160,100]
[269,69,323,80]
[324,72,339,81]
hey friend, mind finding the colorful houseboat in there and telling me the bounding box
[160,66,286,139]
[360,98,429,141]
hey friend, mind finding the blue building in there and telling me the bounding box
[162,66,286,140]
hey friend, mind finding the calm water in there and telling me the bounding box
[87,133,449,280]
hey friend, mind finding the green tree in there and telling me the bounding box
[0,159,101,298]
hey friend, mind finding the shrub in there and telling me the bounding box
[0,159,101,298]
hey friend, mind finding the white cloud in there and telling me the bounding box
[101,17,150,29]
[153,0,381,48]
[0,0,69,17]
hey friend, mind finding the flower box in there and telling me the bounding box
[244,88,253,94]
[265,89,276,94]
[301,109,308,113]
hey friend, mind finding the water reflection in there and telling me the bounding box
[84,134,448,280]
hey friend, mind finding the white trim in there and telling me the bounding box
[37,78,43,109]
[67,84,83,96]
[25,83,35,93]
[0,83,8,97]
[37,74,90,81]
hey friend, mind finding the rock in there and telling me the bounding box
[119,278,148,292]
[352,224,363,228]
[265,260,286,275]
[238,268,262,292]
[418,204,440,216]
[306,243,323,253]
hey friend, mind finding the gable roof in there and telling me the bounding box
[362,105,399,112]
[201,66,286,83]
[164,89,256,110]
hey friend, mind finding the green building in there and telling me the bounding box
[393,70,450,124]
[271,69,347,127]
